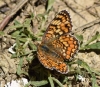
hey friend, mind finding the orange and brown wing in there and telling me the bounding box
[37,44,69,74]
[47,34,79,60]
[37,10,79,74]
[42,10,72,42]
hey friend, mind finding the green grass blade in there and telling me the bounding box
[52,77,64,87]
[48,76,54,87]
[25,80,48,87]
[47,0,55,12]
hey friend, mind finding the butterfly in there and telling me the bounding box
[37,10,79,74]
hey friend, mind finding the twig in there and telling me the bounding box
[62,0,86,21]
[0,0,28,31]
[74,18,100,33]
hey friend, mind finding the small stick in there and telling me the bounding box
[0,0,28,31]
[74,18,100,33]
[63,0,86,21]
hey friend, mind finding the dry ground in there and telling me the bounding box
[0,0,100,87]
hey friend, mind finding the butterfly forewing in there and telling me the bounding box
[42,10,72,42]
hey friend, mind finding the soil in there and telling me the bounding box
[0,0,100,87]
